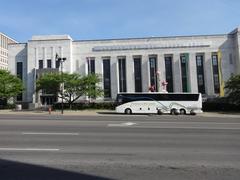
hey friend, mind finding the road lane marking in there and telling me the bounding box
[22,132,79,135]
[108,122,137,127]
[0,148,59,151]
[126,126,240,130]
[107,121,240,129]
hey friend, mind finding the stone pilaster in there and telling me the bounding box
[43,47,46,68]
[141,54,150,92]
[110,56,119,99]
[157,53,166,92]
[95,56,104,100]
[51,47,56,68]
[188,53,198,93]
[126,55,134,92]
[204,52,214,96]
[173,53,182,92]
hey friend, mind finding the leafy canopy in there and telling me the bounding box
[225,74,240,105]
[36,72,103,107]
[36,73,61,94]
[0,70,24,100]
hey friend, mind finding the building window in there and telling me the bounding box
[16,62,23,101]
[56,60,60,69]
[103,59,111,98]
[134,57,142,92]
[197,74,204,85]
[212,55,218,66]
[118,57,126,92]
[212,54,220,93]
[165,56,173,92]
[196,56,202,66]
[39,60,43,69]
[17,62,23,80]
[196,55,205,94]
[229,53,233,64]
[47,59,52,68]
[149,56,158,92]
[214,74,219,86]
[180,54,188,92]
[16,94,23,101]
[87,58,95,74]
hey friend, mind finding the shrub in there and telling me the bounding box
[0,103,15,110]
[203,97,240,112]
[52,102,115,110]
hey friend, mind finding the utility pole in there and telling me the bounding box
[56,54,66,114]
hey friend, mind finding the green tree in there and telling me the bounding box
[81,73,103,101]
[36,72,103,109]
[225,74,240,105]
[0,70,24,105]
[36,72,60,95]
[62,73,86,108]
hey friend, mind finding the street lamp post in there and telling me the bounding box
[56,54,66,114]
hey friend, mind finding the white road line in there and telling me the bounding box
[107,121,240,129]
[0,148,59,151]
[126,126,240,130]
[140,122,240,125]
[22,132,79,135]
[108,122,137,127]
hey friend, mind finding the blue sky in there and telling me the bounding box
[1,0,240,42]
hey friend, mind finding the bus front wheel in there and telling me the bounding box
[125,108,132,115]
[180,109,186,115]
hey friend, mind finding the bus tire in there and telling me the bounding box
[170,109,176,115]
[190,110,196,115]
[180,109,186,115]
[157,109,163,115]
[170,109,178,115]
[125,108,132,115]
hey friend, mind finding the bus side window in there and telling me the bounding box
[119,98,122,103]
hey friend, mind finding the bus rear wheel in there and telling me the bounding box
[190,110,196,115]
[180,109,186,115]
[170,109,179,115]
[157,109,163,115]
[125,108,132,115]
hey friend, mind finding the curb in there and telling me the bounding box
[0,110,115,116]
[0,110,239,118]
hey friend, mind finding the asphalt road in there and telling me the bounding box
[0,114,240,180]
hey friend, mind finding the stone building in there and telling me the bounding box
[8,27,240,107]
[0,32,17,70]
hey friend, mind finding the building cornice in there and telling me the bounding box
[0,32,18,43]
[73,33,228,43]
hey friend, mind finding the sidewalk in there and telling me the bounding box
[0,109,115,116]
[199,112,240,118]
[0,109,239,118]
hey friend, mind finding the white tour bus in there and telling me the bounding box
[115,92,203,115]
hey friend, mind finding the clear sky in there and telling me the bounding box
[1,0,240,42]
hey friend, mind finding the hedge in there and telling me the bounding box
[202,98,240,112]
[52,102,116,110]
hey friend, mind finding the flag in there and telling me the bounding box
[217,50,225,97]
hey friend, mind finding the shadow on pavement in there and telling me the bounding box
[0,158,113,180]
[97,111,168,116]
[97,111,118,115]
